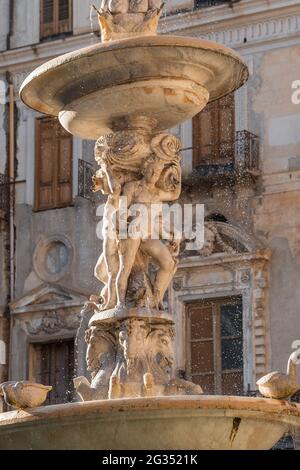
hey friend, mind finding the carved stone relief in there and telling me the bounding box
[75,313,202,400]
[93,1,164,41]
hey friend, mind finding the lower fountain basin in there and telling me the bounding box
[0,396,299,450]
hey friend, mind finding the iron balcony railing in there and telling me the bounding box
[190,130,260,180]
[78,159,95,201]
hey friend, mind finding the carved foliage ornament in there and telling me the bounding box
[26,311,81,335]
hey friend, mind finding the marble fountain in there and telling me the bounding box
[0,2,300,450]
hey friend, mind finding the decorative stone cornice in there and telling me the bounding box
[25,310,82,335]
[0,0,300,74]
[10,284,88,315]
[161,1,300,49]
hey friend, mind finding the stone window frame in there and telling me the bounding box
[169,251,270,392]
[32,234,74,283]
[185,295,244,395]
[9,285,87,384]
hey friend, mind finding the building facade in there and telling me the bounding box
[0,0,300,418]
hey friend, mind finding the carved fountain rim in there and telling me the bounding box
[1,396,299,429]
[20,34,249,116]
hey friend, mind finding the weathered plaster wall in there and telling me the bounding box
[0,0,9,52]
[10,0,40,49]
[252,45,300,174]
[245,45,300,371]
[14,198,102,300]
[253,192,300,372]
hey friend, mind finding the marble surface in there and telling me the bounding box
[0,396,299,450]
[20,35,248,139]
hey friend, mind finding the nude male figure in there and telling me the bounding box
[116,158,181,309]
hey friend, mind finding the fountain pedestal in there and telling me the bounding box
[75,306,201,401]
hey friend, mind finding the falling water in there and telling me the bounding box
[89,4,100,43]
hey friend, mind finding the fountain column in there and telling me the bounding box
[72,2,205,400]
[74,110,202,399]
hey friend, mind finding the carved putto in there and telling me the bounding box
[93,122,182,312]
[93,1,164,42]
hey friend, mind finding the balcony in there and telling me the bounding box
[78,159,95,201]
[184,130,260,185]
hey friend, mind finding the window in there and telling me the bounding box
[28,339,75,405]
[40,0,72,39]
[186,297,243,395]
[192,93,235,167]
[35,117,73,211]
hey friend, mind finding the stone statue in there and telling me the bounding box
[0,381,52,409]
[93,162,124,310]
[74,326,116,401]
[93,128,181,312]
[74,115,202,400]
[116,152,181,309]
[93,1,164,41]
[256,351,300,399]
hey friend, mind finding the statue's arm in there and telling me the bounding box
[157,185,181,202]
[103,165,121,195]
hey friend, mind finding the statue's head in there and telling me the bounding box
[92,169,110,195]
[85,327,115,373]
[118,319,148,370]
[147,326,175,376]
[143,157,165,185]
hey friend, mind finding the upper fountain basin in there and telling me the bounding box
[20,36,248,139]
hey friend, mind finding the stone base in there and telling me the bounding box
[74,305,202,401]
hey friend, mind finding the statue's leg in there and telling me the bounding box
[141,240,176,305]
[94,252,109,305]
[94,252,107,283]
[103,237,119,309]
[116,238,141,306]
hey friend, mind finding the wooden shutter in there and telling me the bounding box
[35,117,73,210]
[193,93,235,167]
[29,339,75,405]
[41,0,55,38]
[57,125,73,205]
[187,303,215,394]
[40,0,72,39]
[35,118,56,210]
[58,0,72,34]
[186,297,243,395]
